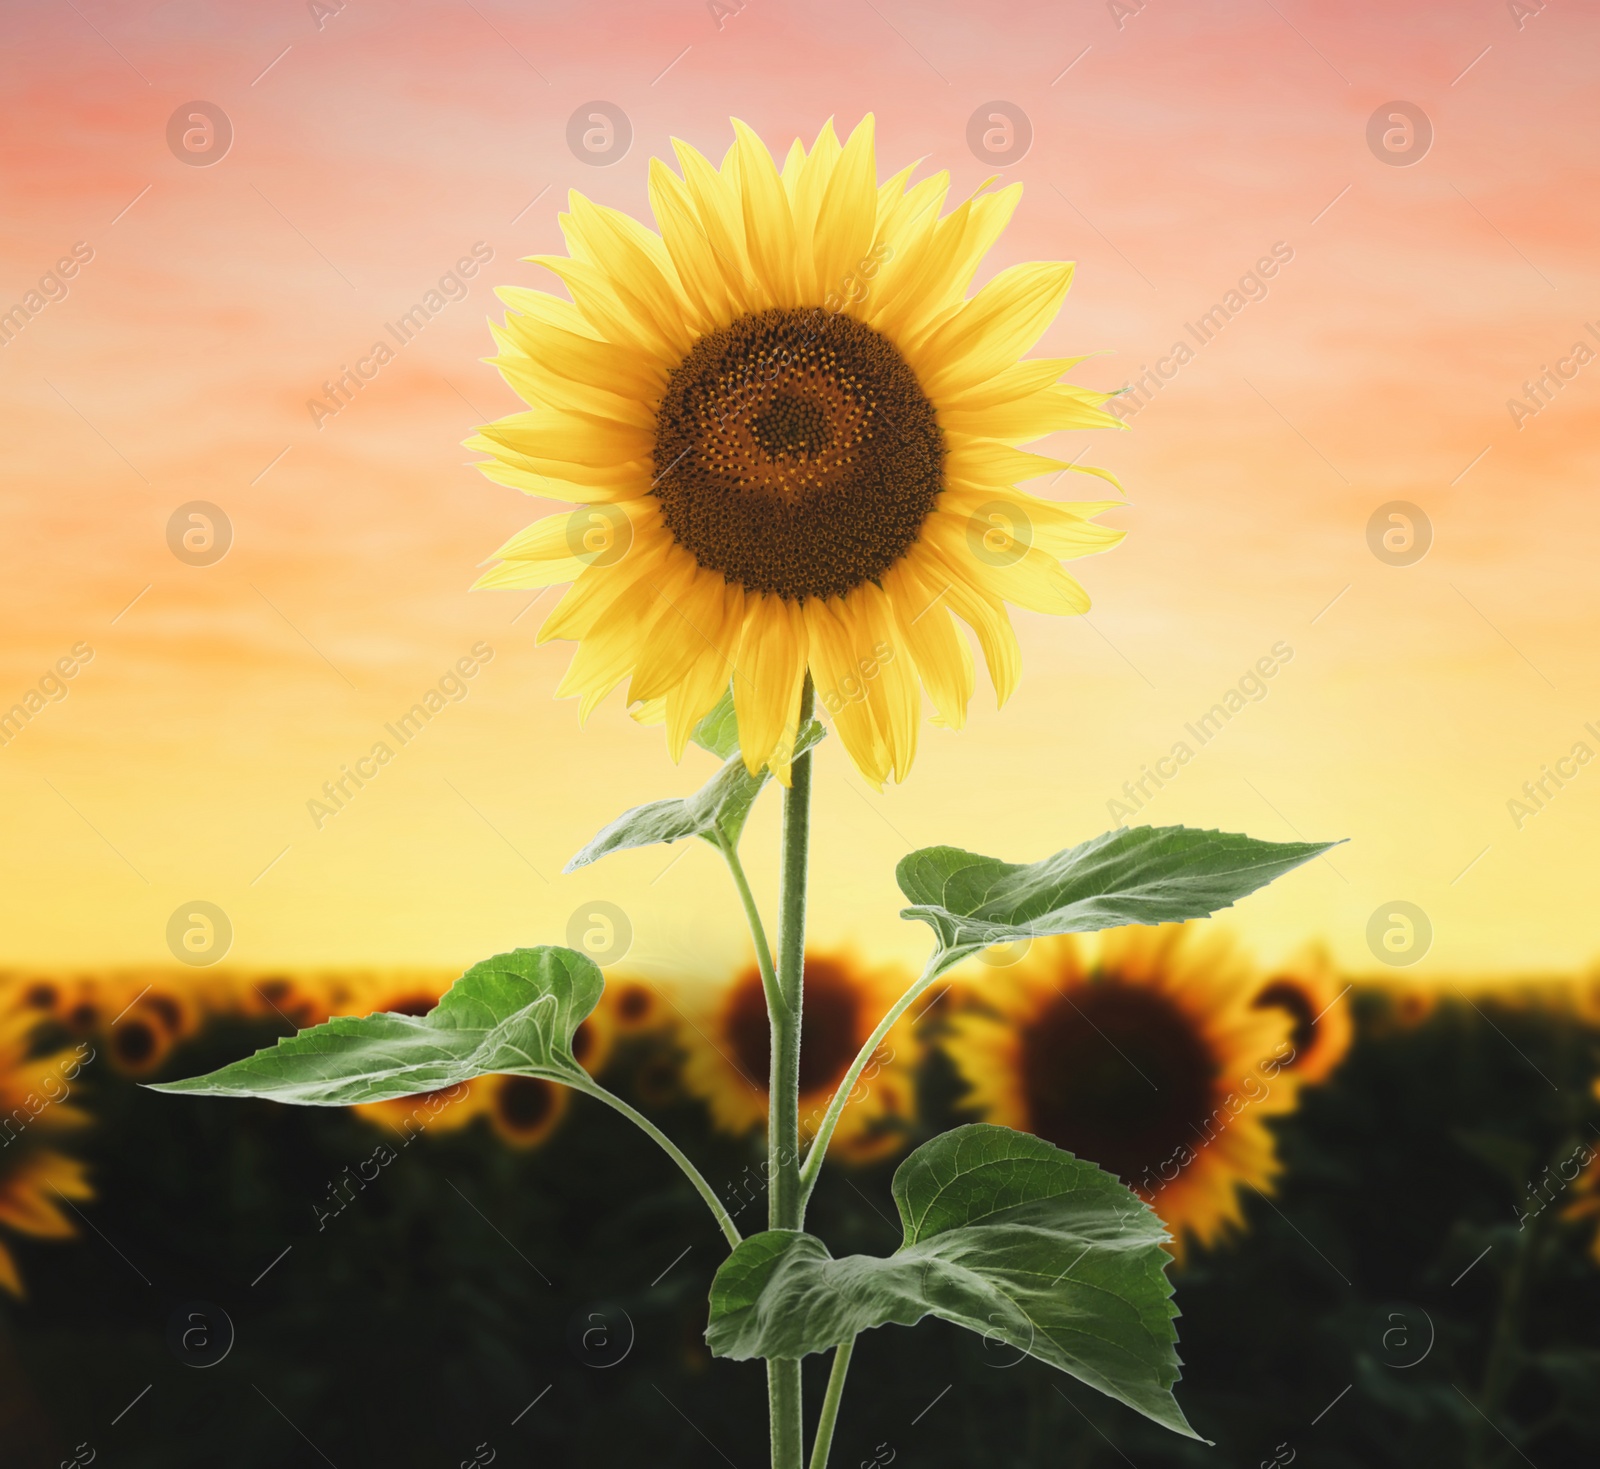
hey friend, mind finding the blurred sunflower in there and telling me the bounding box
[599,975,672,1035]
[238,973,341,1030]
[0,1151,93,1297]
[678,948,917,1162]
[14,974,108,1039]
[484,1075,570,1150]
[473,115,1123,786]
[1250,949,1352,1085]
[0,999,94,1297]
[941,928,1302,1258]
[103,979,203,1079]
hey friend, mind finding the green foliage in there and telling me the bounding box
[707,1124,1202,1439]
[689,685,742,759]
[898,826,1337,970]
[149,946,601,1104]
[565,720,825,871]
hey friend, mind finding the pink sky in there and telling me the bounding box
[1,0,1597,977]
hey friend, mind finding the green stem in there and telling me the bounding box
[574,1078,741,1250]
[798,953,944,1204]
[717,830,784,1021]
[1469,1136,1572,1469]
[769,675,815,1469]
[808,1337,855,1469]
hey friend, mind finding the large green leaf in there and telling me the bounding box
[707,1125,1202,1439]
[899,825,1337,969]
[565,719,825,871]
[149,946,600,1104]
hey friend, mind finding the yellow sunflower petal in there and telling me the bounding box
[807,596,889,787]
[664,581,746,760]
[558,572,675,721]
[490,318,667,415]
[730,119,799,308]
[938,354,1095,411]
[911,542,1021,705]
[528,254,679,363]
[496,284,598,338]
[938,487,1126,562]
[561,193,698,359]
[883,559,975,729]
[785,119,841,302]
[732,594,809,779]
[939,382,1122,441]
[649,157,738,332]
[672,138,758,311]
[492,343,657,430]
[540,532,672,644]
[811,115,878,311]
[915,260,1077,398]
[0,1240,20,1296]
[629,560,727,704]
[468,448,646,504]
[945,436,1076,489]
[927,511,1092,615]
[850,581,919,782]
[871,183,1021,347]
[0,1151,89,1237]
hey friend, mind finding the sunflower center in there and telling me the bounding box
[496,1076,557,1133]
[1253,978,1315,1056]
[1018,977,1218,1185]
[653,309,945,601]
[724,956,862,1094]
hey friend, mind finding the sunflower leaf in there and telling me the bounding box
[898,825,1339,971]
[565,719,826,870]
[690,686,741,760]
[148,947,600,1105]
[706,1124,1204,1440]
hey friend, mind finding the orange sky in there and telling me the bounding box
[1,0,1597,981]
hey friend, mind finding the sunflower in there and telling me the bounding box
[677,947,918,1162]
[1250,948,1352,1085]
[599,974,672,1035]
[236,972,342,1031]
[0,1151,93,1297]
[940,927,1302,1259]
[484,1075,570,1149]
[0,997,94,1297]
[472,116,1123,785]
[0,1001,91,1134]
[102,978,204,1078]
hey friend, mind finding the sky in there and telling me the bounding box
[1,0,1596,983]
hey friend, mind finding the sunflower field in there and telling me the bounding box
[4,941,1597,1468]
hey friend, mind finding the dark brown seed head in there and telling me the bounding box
[1018,976,1219,1185]
[652,309,944,600]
